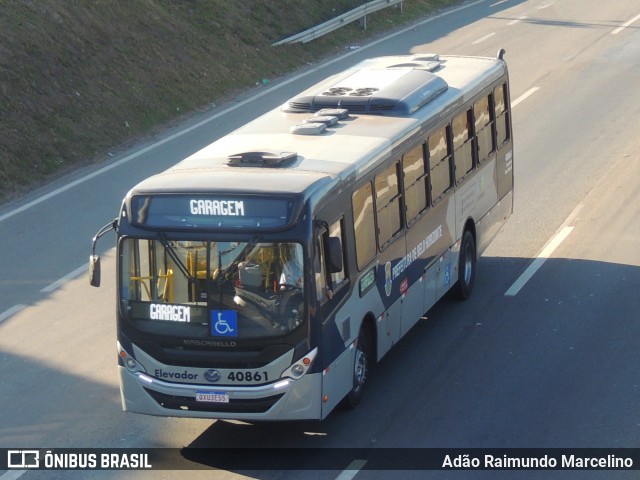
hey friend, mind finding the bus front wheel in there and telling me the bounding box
[343,325,371,409]
[453,230,476,300]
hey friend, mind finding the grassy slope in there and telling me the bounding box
[0,0,458,203]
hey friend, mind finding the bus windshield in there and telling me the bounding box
[120,238,305,338]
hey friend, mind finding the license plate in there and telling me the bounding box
[195,391,229,403]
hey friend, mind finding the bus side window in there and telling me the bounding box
[402,142,429,225]
[428,126,452,203]
[352,182,377,270]
[452,108,474,183]
[474,94,494,163]
[495,83,510,146]
[375,161,402,248]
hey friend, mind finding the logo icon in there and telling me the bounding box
[384,262,393,297]
[211,310,238,337]
[204,369,221,383]
[8,450,40,469]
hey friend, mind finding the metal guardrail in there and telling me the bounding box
[272,0,404,45]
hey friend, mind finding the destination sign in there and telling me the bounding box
[127,301,208,323]
[130,195,294,229]
[189,199,245,216]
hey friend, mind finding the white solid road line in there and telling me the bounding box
[40,263,88,293]
[508,16,527,26]
[512,87,540,108]
[334,459,367,480]
[0,470,27,480]
[472,32,497,45]
[504,86,583,298]
[0,305,26,324]
[505,226,574,297]
[612,13,640,35]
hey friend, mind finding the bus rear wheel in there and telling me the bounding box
[343,325,371,409]
[453,229,476,300]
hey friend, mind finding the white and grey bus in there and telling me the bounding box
[91,51,513,420]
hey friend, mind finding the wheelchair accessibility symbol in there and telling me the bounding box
[211,310,238,337]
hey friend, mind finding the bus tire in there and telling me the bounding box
[453,229,476,300]
[343,325,371,409]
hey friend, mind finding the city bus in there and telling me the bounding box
[90,51,513,421]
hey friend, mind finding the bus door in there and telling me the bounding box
[313,217,352,416]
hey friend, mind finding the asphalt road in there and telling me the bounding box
[1,0,639,479]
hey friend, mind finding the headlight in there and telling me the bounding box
[117,342,146,373]
[281,347,317,380]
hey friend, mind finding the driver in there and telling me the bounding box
[279,245,303,289]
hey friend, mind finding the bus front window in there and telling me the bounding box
[120,239,305,338]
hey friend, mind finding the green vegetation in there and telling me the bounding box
[0,0,458,203]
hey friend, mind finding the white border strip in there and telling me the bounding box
[505,226,574,296]
[0,0,487,225]
[0,304,26,324]
[40,264,88,293]
[612,13,640,34]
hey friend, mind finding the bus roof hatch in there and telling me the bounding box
[285,55,449,116]
[226,151,298,167]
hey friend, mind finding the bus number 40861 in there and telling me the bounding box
[228,371,268,382]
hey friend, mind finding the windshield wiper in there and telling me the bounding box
[216,237,259,283]
[157,233,195,282]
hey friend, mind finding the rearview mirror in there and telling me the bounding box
[326,236,343,273]
[89,255,101,287]
[89,219,117,288]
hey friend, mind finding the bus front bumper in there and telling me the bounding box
[118,366,323,421]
